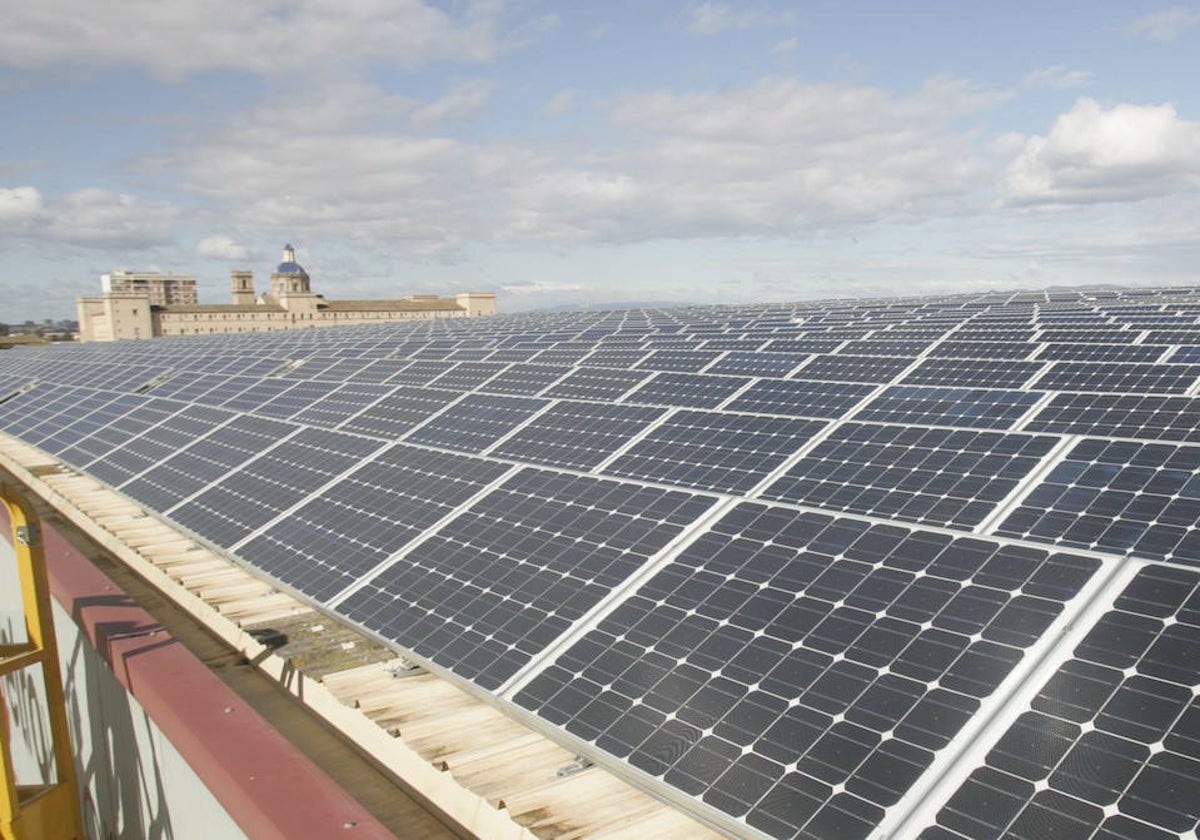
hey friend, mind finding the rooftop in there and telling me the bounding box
[6,286,1200,839]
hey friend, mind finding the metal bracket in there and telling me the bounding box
[389,656,426,677]
[15,523,39,547]
[555,755,594,778]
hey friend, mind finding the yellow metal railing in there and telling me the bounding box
[0,485,82,840]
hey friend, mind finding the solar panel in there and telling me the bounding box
[404,393,548,453]
[238,445,513,601]
[603,410,827,494]
[901,358,1045,389]
[923,563,1200,839]
[853,386,1044,430]
[169,428,385,547]
[795,354,916,384]
[995,439,1200,565]
[761,423,1060,528]
[341,468,717,689]
[490,400,665,470]
[1025,392,1200,444]
[624,372,751,409]
[122,415,298,511]
[8,286,1200,840]
[1032,362,1200,394]
[725,379,876,418]
[514,503,1099,839]
[339,386,461,439]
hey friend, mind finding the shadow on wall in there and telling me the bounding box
[1,619,54,787]
[1,602,180,838]
[63,594,178,839]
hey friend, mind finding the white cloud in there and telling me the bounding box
[1024,65,1093,90]
[156,74,1011,258]
[0,0,507,78]
[0,186,178,248]
[1128,6,1200,41]
[542,90,578,117]
[47,189,180,247]
[687,3,757,34]
[1001,98,1200,205]
[410,80,498,129]
[500,279,585,295]
[196,235,250,259]
[0,186,45,222]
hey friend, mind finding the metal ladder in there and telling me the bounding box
[0,484,83,840]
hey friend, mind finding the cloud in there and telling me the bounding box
[1000,97,1200,205]
[0,186,178,248]
[0,0,507,78]
[196,235,250,259]
[1128,6,1200,41]
[685,3,792,34]
[1024,65,1093,90]
[157,74,1010,258]
[410,80,498,129]
[542,90,578,116]
[687,3,758,34]
[500,75,1006,241]
[500,279,585,295]
[0,186,45,223]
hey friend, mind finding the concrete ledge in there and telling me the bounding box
[35,520,399,840]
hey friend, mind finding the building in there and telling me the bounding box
[101,270,198,305]
[77,244,496,342]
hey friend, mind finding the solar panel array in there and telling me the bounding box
[4,286,1200,839]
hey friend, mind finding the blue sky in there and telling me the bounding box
[3,1,1200,321]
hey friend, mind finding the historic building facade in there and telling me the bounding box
[77,245,496,342]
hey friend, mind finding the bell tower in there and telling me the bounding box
[230,270,255,305]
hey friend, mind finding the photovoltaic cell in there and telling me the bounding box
[1035,343,1170,363]
[795,354,915,384]
[624,372,751,409]
[87,404,233,487]
[341,468,717,689]
[901,358,1045,389]
[762,423,1059,528]
[926,341,1039,360]
[1032,362,1200,394]
[996,439,1200,565]
[490,400,666,470]
[477,363,570,395]
[238,445,513,601]
[925,563,1200,839]
[339,386,461,440]
[544,367,653,401]
[725,379,876,419]
[404,393,548,453]
[253,379,341,419]
[515,503,1099,840]
[635,349,723,372]
[853,386,1044,430]
[289,383,393,428]
[603,410,827,493]
[56,398,181,468]
[705,351,806,378]
[169,428,385,547]
[1025,392,1200,444]
[122,415,299,512]
[428,361,508,390]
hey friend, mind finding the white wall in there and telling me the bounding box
[0,536,246,840]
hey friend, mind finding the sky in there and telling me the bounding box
[3,1,1200,322]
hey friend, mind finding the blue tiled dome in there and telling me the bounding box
[275,243,307,275]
